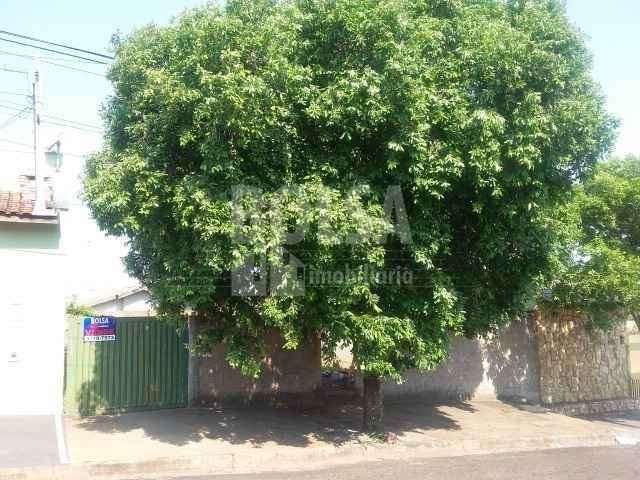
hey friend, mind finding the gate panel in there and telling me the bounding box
[64,317,188,415]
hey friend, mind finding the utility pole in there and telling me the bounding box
[32,69,45,214]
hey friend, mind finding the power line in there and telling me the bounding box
[0,89,30,97]
[0,106,102,132]
[0,107,105,136]
[0,65,29,76]
[0,30,114,60]
[0,103,32,113]
[0,106,31,131]
[42,59,107,78]
[0,137,94,158]
[0,109,104,133]
[41,114,102,131]
[0,148,92,157]
[41,119,103,135]
[0,37,110,65]
[0,148,32,154]
[0,99,30,109]
[0,137,31,148]
[38,59,107,78]
[0,50,93,65]
[0,49,108,78]
[0,48,91,64]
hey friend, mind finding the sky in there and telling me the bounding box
[0,0,638,299]
[564,1,640,156]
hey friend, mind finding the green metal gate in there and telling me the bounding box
[64,316,189,416]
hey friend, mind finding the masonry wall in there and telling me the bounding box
[536,310,631,405]
[195,327,322,404]
[191,308,633,410]
[381,316,540,403]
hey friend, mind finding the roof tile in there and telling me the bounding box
[0,175,55,218]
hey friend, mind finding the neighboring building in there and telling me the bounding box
[627,321,640,377]
[0,174,65,415]
[84,285,155,317]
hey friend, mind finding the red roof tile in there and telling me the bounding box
[0,175,56,219]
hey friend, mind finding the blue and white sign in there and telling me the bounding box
[83,316,117,342]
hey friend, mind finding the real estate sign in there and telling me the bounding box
[83,316,117,342]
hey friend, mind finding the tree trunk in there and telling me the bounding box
[362,375,384,432]
[187,316,201,407]
[633,313,640,333]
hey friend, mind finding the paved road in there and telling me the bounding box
[0,416,62,468]
[166,446,640,480]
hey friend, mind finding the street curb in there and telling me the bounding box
[0,465,83,480]
[0,432,619,479]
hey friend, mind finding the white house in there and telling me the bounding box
[84,284,155,317]
[0,174,65,415]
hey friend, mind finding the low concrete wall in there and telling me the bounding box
[380,317,540,403]
[536,310,631,405]
[195,327,322,405]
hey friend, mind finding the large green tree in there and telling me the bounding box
[546,156,640,329]
[85,0,615,430]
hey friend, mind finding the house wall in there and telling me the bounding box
[378,317,540,403]
[194,325,322,405]
[0,248,65,415]
[536,310,631,405]
[0,222,60,249]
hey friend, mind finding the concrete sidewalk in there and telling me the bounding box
[2,400,640,479]
[0,416,62,469]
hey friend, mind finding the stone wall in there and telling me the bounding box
[380,316,540,403]
[549,398,640,416]
[193,326,322,405]
[536,310,631,405]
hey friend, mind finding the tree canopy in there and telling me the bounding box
[546,156,640,328]
[84,0,615,390]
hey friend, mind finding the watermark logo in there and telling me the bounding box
[230,184,413,297]
[306,265,413,287]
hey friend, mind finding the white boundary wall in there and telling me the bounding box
[0,249,65,415]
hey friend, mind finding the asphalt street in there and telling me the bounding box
[166,446,640,480]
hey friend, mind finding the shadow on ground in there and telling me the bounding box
[73,397,473,448]
[69,316,557,450]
